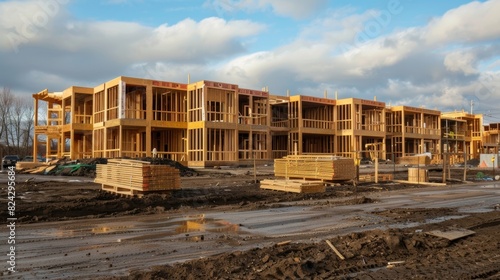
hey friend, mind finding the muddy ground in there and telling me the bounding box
[1,165,500,279]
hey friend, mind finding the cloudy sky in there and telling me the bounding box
[1,0,499,123]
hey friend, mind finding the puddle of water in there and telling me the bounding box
[43,223,135,237]
[459,208,493,213]
[425,215,466,223]
[39,215,239,240]
[389,215,467,229]
[175,218,239,234]
[121,216,240,242]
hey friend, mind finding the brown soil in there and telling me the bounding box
[2,166,499,279]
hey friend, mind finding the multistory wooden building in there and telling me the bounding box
[269,95,290,159]
[186,80,270,167]
[482,122,500,154]
[91,76,187,161]
[441,117,467,164]
[335,98,386,160]
[387,106,441,162]
[441,111,483,159]
[33,86,94,160]
[32,75,485,167]
[287,95,336,155]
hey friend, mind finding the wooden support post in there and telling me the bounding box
[253,151,257,184]
[443,151,446,183]
[463,140,467,182]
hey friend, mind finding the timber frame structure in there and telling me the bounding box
[387,106,441,163]
[33,76,486,167]
[482,122,500,154]
[441,111,483,159]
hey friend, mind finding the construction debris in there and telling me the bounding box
[16,156,197,178]
[426,228,475,241]
[325,239,345,260]
[387,260,405,268]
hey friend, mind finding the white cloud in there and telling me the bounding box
[444,50,478,75]
[1,0,499,124]
[258,0,328,19]
[425,0,500,45]
[0,0,69,52]
[0,0,265,95]
[136,17,265,62]
[206,0,327,19]
[217,1,500,122]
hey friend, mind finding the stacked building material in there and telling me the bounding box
[273,155,355,181]
[260,179,325,193]
[397,154,431,165]
[95,159,180,197]
[407,168,428,182]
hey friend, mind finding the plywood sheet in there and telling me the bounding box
[426,229,475,241]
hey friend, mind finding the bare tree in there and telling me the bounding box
[0,87,35,157]
[21,99,35,155]
[0,87,14,155]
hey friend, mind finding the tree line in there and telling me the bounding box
[0,87,35,158]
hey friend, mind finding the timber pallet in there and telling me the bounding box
[101,184,172,198]
[358,173,394,182]
[260,179,325,193]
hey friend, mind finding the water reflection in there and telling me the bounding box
[175,217,239,233]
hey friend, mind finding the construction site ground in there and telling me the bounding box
[1,164,499,279]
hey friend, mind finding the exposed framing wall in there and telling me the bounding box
[388,106,441,162]
[33,76,486,167]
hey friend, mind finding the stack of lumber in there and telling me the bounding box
[95,159,180,197]
[408,168,428,182]
[274,155,355,181]
[260,179,325,193]
[397,154,431,165]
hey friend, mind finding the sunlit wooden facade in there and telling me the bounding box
[33,76,486,166]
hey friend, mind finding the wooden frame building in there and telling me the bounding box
[335,98,386,160]
[32,75,486,167]
[441,117,467,164]
[482,122,500,154]
[387,106,441,163]
[441,111,483,159]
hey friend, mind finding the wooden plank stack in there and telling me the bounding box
[407,167,428,182]
[397,155,431,165]
[273,155,355,181]
[260,179,325,193]
[95,159,180,197]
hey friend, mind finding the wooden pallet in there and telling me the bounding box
[274,155,355,181]
[101,184,153,198]
[260,179,325,193]
[358,173,394,182]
